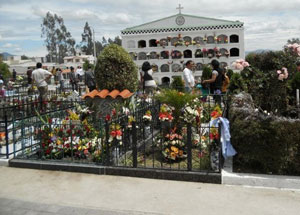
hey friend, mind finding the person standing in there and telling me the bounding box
[202,60,224,104]
[183,60,195,93]
[26,67,32,86]
[56,68,65,93]
[69,67,78,91]
[141,61,157,95]
[12,69,17,82]
[84,65,96,92]
[32,62,52,102]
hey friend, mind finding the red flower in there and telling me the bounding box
[45,148,51,154]
[84,149,89,155]
[66,117,69,120]
[48,118,52,124]
[116,130,122,136]
[42,143,45,148]
[110,130,116,137]
[105,114,111,121]
[112,109,116,116]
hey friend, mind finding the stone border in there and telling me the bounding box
[222,158,300,191]
[9,159,221,184]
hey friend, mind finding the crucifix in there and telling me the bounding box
[176,4,184,14]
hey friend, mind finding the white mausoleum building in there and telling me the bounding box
[121,7,244,85]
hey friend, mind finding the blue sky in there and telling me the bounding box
[1,0,300,57]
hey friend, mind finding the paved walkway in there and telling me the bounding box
[0,166,300,215]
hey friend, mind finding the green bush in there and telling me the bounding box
[228,73,247,95]
[83,60,94,71]
[201,65,212,89]
[155,89,196,124]
[171,76,184,92]
[229,93,300,175]
[0,61,11,80]
[94,44,138,92]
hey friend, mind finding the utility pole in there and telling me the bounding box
[92,27,97,65]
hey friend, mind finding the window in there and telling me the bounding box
[160,39,168,47]
[149,39,157,47]
[138,40,146,48]
[172,64,182,72]
[195,49,203,58]
[160,51,169,59]
[230,48,239,57]
[161,77,170,85]
[183,36,192,43]
[129,52,137,60]
[149,51,158,60]
[183,50,192,58]
[207,49,215,58]
[171,50,182,59]
[196,63,203,71]
[138,52,147,60]
[152,64,158,73]
[171,37,179,46]
[207,36,215,44]
[161,64,170,72]
[193,37,204,45]
[217,34,228,44]
[230,35,239,43]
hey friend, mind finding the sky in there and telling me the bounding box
[0,0,300,57]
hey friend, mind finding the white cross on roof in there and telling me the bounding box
[176,4,184,14]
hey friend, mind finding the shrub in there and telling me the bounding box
[0,61,11,80]
[171,76,184,92]
[155,89,196,124]
[94,44,138,92]
[201,65,212,89]
[229,93,300,175]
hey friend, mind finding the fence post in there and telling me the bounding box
[132,121,137,168]
[105,120,110,165]
[187,123,192,171]
[4,113,9,159]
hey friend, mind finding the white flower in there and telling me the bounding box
[122,107,130,115]
[255,108,259,112]
[263,110,267,114]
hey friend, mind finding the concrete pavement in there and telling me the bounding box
[0,166,300,215]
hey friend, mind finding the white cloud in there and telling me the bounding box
[2,43,17,48]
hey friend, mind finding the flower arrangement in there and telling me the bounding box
[225,51,230,57]
[161,128,185,161]
[185,41,190,47]
[192,40,196,45]
[210,105,222,119]
[202,48,207,53]
[277,67,289,81]
[232,59,250,70]
[203,36,207,42]
[143,110,152,122]
[167,36,172,41]
[216,52,222,58]
[159,104,174,122]
[109,123,122,144]
[181,98,203,124]
[213,47,219,52]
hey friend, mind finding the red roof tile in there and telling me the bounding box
[82,89,134,99]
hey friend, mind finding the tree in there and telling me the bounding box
[113,36,122,46]
[21,55,29,60]
[41,12,76,63]
[0,61,11,80]
[79,22,94,55]
[95,44,138,92]
[287,38,300,45]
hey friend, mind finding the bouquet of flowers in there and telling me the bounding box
[231,59,250,70]
[277,67,289,81]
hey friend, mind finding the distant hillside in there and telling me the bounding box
[245,49,272,55]
[0,52,14,60]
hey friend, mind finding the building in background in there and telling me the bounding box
[121,10,244,85]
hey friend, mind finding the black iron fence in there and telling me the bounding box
[1,95,225,174]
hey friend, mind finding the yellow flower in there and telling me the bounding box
[178,150,183,156]
[170,152,176,159]
[171,146,178,154]
[56,140,62,145]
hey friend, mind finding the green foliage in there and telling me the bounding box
[201,65,212,89]
[79,22,94,55]
[229,95,300,175]
[228,73,246,95]
[226,69,233,79]
[171,76,184,92]
[290,72,300,92]
[0,61,11,79]
[155,89,196,123]
[82,60,94,71]
[94,44,138,92]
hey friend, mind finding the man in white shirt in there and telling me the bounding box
[183,60,195,92]
[32,62,52,102]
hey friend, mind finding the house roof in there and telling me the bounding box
[82,89,134,99]
[121,13,243,35]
